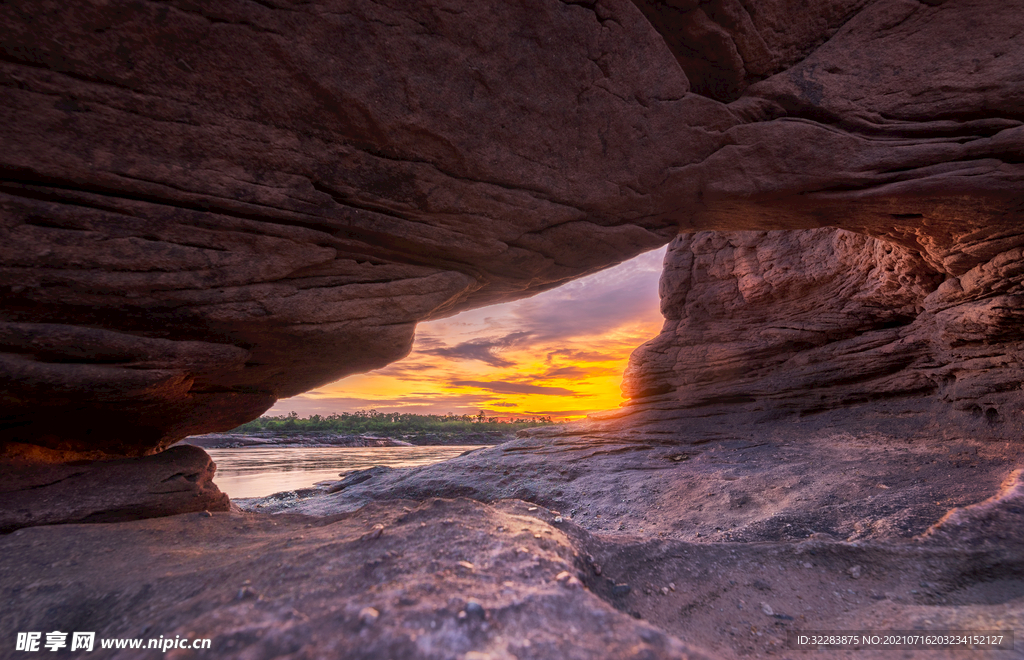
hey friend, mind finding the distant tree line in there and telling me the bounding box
[231,410,557,435]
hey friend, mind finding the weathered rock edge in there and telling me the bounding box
[619,228,1024,438]
[0,444,229,533]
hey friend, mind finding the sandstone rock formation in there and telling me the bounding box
[3,3,1023,656]
[0,500,717,660]
[620,228,1024,436]
[2,0,1022,458]
[5,493,1023,659]
[0,444,228,533]
[629,0,872,102]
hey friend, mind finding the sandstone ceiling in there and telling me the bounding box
[1,0,1021,457]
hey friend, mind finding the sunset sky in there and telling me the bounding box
[268,246,667,421]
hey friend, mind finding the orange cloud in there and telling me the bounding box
[270,247,667,421]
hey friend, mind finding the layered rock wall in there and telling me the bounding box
[1,0,1022,457]
[1,0,694,456]
[623,228,1024,436]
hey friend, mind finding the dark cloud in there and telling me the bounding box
[267,393,495,416]
[508,248,665,342]
[491,402,518,408]
[450,380,577,396]
[524,410,593,417]
[516,286,659,341]
[411,335,446,349]
[421,331,533,367]
[536,365,605,380]
[545,348,621,364]
[373,362,439,380]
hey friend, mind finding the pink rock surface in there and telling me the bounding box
[0,0,1021,459]
[621,228,1024,437]
[0,444,229,532]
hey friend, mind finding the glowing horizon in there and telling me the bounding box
[268,246,667,421]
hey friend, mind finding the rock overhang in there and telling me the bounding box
[0,0,1022,458]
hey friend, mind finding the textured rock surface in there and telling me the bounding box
[0,0,689,456]
[58,428,1017,659]
[619,228,1024,436]
[0,444,229,532]
[2,0,1023,457]
[255,426,1023,546]
[921,469,1024,550]
[0,500,716,660]
[3,4,1023,656]
[3,495,1023,659]
[629,0,871,101]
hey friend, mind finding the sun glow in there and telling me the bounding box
[270,247,667,421]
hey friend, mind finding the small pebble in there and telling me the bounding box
[359,607,379,626]
[661,587,670,596]
[554,516,563,523]
[848,565,863,579]
[760,602,774,616]
[669,582,676,591]
[555,571,581,587]
[527,507,537,512]
[464,599,485,618]
[457,560,475,571]
[362,524,384,541]
[611,583,631,596]
[803,562,813,569]
[236,586,259,601]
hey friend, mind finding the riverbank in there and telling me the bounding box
[207,445,489,500]
[183,430,515,449]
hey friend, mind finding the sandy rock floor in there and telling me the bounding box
[277,426,1021,545]
[2,499,704,660]
[3,425,1023,659]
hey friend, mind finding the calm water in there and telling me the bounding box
[207,446,489,499]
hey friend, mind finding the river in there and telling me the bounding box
[206,446,489,499]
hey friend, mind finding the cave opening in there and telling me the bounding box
[266,246,669,423]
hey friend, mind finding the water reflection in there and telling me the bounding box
[207,446,488,499]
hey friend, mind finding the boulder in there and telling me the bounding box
[0,444,229,532]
